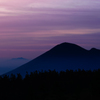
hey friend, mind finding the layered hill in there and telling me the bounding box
[2,42,100,77]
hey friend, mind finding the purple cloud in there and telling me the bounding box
[0,0,100,59]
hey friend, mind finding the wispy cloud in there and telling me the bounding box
[0,0,100,16]
[0,0,100,58]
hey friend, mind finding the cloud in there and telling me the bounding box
[0,8,100,33]
[29,0,100,9]
[0,0,100,16]
[0,0,100,59]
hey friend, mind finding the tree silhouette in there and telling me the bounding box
[0,69,100,100]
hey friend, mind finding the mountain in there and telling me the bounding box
[11,57,28,60]
[2,42,100,77]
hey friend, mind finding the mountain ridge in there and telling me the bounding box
[11,57,28,60]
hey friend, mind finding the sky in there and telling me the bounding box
[0,0,100,73]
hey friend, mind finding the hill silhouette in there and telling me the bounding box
[2,42,100,77]
[11,57,27,60]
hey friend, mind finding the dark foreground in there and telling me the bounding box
[0,69,100,100]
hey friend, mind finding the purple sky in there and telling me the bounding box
[0,0,100,59]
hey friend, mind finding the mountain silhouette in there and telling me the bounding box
[11,57,27,60]
[2,42,100,77]
[42,42,88,57]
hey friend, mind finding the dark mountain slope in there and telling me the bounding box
[2,42,100,77]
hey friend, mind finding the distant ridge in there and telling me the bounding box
[2,42,100,77]
[11,57,27,60]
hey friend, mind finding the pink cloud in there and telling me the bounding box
[0,0,100,16]
[0,0,100,59]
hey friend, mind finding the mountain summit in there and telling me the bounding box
[2,42,100,77]
[44,42,88,57]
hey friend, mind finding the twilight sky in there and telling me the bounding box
[0,0,100,59]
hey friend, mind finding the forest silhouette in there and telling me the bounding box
[0,69,100,100]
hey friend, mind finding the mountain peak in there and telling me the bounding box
[90,48,100,51]
[89,48,100,56]
[51,42,86,50]
[46,42,88,57]
[11,57,27,60]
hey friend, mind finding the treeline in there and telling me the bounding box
[0,69,100,100]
